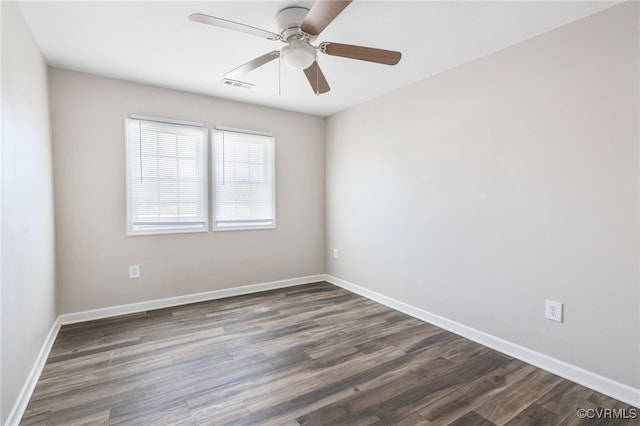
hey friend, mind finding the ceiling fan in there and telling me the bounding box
[189,0,402,95]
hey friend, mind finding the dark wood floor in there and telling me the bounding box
[21,282,634,425]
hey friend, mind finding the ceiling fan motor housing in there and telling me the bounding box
[276,7,310,40]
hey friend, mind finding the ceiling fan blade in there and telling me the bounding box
[320,42,401,65]
[225,51,280,78]
[303,61,330,95]
[189,13,282,41]
[300,0,352,37]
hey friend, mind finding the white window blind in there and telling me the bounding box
[125,118,208,235]
[213,128,275,230]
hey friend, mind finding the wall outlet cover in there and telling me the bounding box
[129,264,141,279]
[545,300,563,322]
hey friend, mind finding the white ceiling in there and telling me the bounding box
[18,1,619,117]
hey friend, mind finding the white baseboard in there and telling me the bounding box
[325,274,640,409]
[5,317,61,426]
[59,274,326,325]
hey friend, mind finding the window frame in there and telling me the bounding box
[125,116,209,236]
[211,126,276,232]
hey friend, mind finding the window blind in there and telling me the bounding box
[213,129,275,230]
[125,118,208,234]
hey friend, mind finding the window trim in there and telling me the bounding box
[125,116,209,236]
[211,127,276,232]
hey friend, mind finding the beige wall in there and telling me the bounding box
[50,69,325,314]
[326,2,639,389]
[1,1,57,422]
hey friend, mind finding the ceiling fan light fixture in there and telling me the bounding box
[281,39,317,70]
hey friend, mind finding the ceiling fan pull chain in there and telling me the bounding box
[278,54,282,97]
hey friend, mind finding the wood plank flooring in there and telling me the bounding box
[20,282,635,425]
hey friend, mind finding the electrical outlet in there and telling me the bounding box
[129,264,141,279]
[545,300,563,322]
[333,248,339,259]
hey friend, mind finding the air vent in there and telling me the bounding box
[221,78,254,89]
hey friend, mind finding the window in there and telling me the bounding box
[125,116,208,235]
[213,127,275,230]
